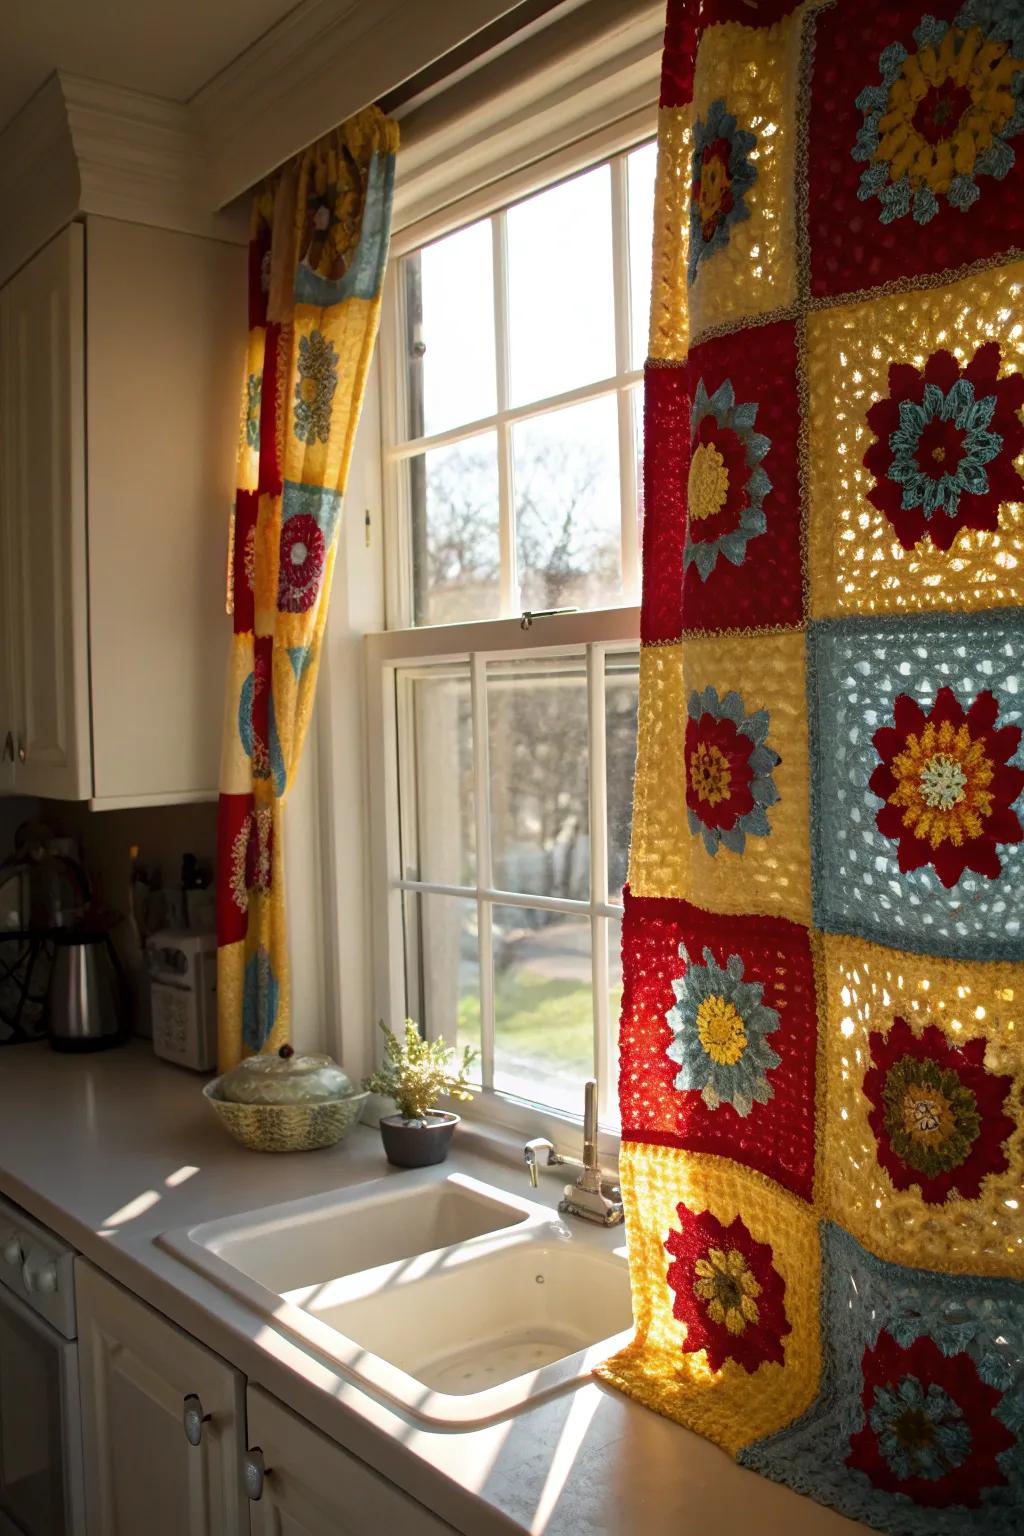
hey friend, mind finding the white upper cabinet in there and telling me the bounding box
[0,219,246,806]
[0,224,90,799]
[86,218,245,806]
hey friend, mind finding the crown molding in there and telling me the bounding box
[0,75,80,286]
[61,73,247,243]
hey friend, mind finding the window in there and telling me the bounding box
[369,133,655,1131]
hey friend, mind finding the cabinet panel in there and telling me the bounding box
[1,225,90,798]
[85,217,246,805]
[76,1261,246,1536]
[246,1385,457,1536]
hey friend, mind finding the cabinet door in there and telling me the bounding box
[76,1261,246,1536]
[1,225,91,799]
[245,1385,457,1536]
[85,217,245,805]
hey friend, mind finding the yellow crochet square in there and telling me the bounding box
[682,630,811,923]
[628,644,690,898]
[806,259,1024,619]
[649,107,691,364]
[221,635,255,795]
[284,299,381,491]
[819,931,1023,1279]
[686,14,800,341]
[597,1144,819,1454]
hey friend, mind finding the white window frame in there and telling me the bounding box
[366,115,657,1146]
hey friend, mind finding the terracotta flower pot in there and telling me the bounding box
[378,1111,459,1168]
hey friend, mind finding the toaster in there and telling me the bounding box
[147,929,217,1071]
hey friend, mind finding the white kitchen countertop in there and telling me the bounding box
[0,1041,867,1536]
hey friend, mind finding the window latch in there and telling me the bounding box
[520,607,577,631]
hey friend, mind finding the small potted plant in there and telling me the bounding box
[365,1019,477,1168]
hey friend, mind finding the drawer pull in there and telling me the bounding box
[242,1447,266,1502]
[182,1393,211,1446]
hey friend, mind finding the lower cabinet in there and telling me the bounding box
[76,1261,247,1536]
[244,1384,457,1535]
[75,1261,458,1536]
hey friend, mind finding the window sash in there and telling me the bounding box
[379,136,653,632]
[365,607,640,1129]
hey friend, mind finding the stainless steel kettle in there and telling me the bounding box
[47,932,127,1052]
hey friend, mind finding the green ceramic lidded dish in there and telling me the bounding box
[205,1044,368,1151]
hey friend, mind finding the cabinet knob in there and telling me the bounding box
[23,1260,58,1294]
[182,1393,211,1447]
[16,736,25,764]
[242,1447,266,1502]
[2,1235,24,1268]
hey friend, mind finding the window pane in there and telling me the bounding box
[627,141,658,370]
[493,909,592,1112]
[405,221,496,438]
[405,892,481,1080]
[399,667,475,886]
[606,653,639,903]
[513,396,622,613]
[506,165,615,406]
[411,432,500,625]
[488,656,589,900]
[607,915,623,1130]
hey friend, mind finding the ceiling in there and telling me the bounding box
[0,0,303,130]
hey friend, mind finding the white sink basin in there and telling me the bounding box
[160,1171,632,1426]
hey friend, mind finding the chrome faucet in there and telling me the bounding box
[523,1080,623,1227]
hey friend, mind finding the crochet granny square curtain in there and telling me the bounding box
[597,3,1024,1532]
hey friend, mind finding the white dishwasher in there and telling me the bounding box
[0,1193,84,1536]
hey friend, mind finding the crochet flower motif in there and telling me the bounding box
[228,806,274,916]
[293,330,339,445]
[244,372,261,451]
[863,1017,1014,1203]
[685,378,772,580]
[864,343,1024,551]
[685,687,780,856]
[852,7,1024,225]
[665,1205,790,1374]
[278,513,326,613]
[665,945,781,1116]
[688,98,757,281]
[299,161,362,283]
[870,687,1024,887]
[847,1331,1014,1508]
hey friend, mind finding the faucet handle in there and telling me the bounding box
[523,1137,558,1188]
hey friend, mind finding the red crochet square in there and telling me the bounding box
[808,1,1024,299]
[216,792,253,946]
[641,363,688,645]
[619,889,818,1201]
[682,320,803,634]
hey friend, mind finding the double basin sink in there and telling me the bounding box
[160,1170,633,1427]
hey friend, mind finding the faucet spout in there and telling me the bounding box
[522,1082,623,1226]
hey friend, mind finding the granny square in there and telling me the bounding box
[808,610,1024,959]
[620,891,819,1201]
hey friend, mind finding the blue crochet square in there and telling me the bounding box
[740,1225,1024,1535]
[808,612,1024,960]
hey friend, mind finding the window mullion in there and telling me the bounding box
[610,151,641,605]
[587,643,612,1122]
[492,212,517,618]
[471,651,495,1088]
